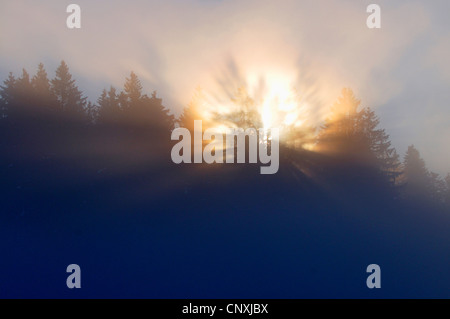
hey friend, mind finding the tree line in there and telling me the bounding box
[0,61,174,130]
[1,61,449,209]
[314,88,450,206]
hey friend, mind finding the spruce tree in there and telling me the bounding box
[0,72,16,119]
[7,69,34,121]
[31,63,56,113]
[32,63,51,95]
[120,71,145,127]
[429,171,446,204]
[97,86,120,124]
[317,88,402,186]
[120,72,174,131]
[15,69,34,108]
[358,107,402,184]
[403,145,431,200]
[145,91,175,133]
[317,88,362,155]
[85,101,97,124]
[51,61,86,119]
[97,89,108,111]
[122,71,142,109]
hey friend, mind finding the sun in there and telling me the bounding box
[184,66,319,150]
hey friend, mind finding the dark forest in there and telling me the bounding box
[1,61,449,298]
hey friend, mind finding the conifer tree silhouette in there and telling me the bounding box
[318,88,402,185]
[32,63,52,98]
[97,86,120,125]
[31,63,56,117]
[357,107,402,184]
[403,145,432,200]
[317,88,362,155]
[51,61,87,120]
[0,72,16,120]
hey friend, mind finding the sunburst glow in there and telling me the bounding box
[184,64,320,150]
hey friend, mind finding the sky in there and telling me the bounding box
[0,0,449,175]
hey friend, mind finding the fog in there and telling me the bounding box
[0,0,449,174]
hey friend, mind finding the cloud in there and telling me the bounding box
[427,34,450,82]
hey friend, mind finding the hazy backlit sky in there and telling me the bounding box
[1,0,449,174]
